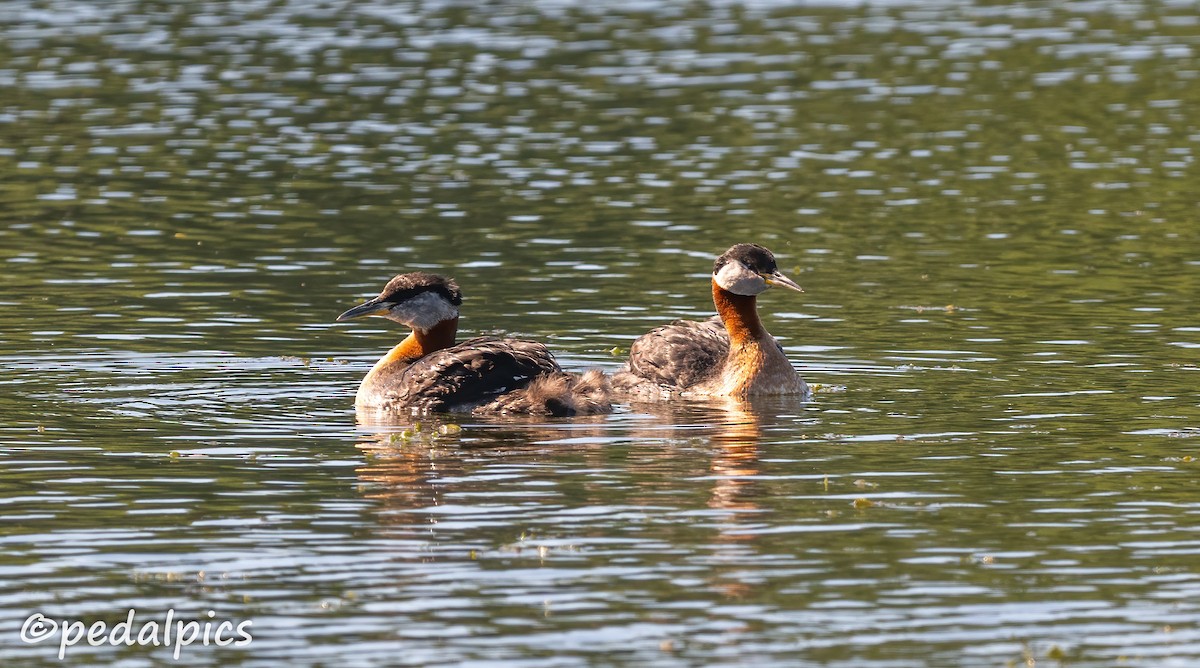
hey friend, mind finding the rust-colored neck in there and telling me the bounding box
[712,281,767,345]
[379,317,459,365]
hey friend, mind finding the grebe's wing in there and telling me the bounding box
[389,336,562,412]
[626,316,728,389]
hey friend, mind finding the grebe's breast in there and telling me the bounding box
[356,336,561,413]
[691,336,809,398]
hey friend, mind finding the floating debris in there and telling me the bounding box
[379,420,464,447]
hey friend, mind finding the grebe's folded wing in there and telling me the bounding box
[626,315,729,389]
[386,336,562,412]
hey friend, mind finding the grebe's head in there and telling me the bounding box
[712,243,803,296]
[336,272,462,331]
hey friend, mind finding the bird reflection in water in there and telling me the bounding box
[352,413,612,526]
[351,400,806,604]
[624,397,772,600]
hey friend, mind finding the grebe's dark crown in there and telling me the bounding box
[714,243,777,275]
[378,272,463,306]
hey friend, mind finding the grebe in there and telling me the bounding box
[612,243,809,398]
[337,272,611,416]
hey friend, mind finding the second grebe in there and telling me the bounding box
[612,243,809,398]
[337,272,611,416]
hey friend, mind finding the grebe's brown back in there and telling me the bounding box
[337,272,611,416]
[612,244,809,399]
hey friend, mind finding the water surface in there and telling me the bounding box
[3,0,1200,666]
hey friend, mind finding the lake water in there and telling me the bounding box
[3,0,1200,665]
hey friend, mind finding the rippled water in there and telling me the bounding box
[4,0,1200,665]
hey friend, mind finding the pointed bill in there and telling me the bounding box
[764,271,803,293]
[336,299,390,322]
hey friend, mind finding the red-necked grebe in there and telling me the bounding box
[337,272,611,416]
[612,243,809,398]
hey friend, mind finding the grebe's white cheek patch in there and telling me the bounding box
[384,291,460,331]
[713,262,768,296]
